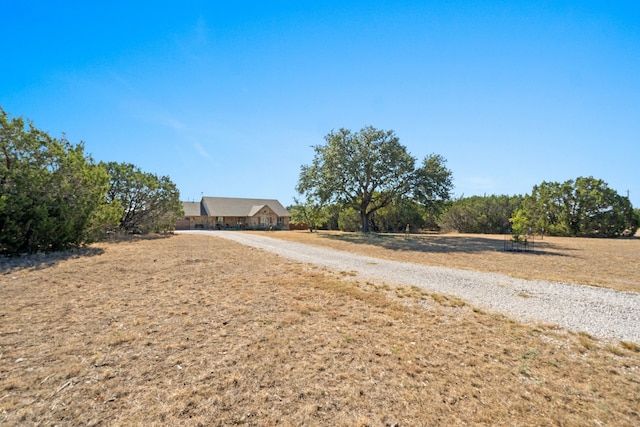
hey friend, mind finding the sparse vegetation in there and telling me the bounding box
[621,341,640,352]
[1,233,639,425]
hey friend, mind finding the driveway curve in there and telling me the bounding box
[178,230,640,343]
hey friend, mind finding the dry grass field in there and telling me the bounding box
[257,230,640,292]
[1,233,639,426]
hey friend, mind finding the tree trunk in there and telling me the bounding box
[360,210,370,233]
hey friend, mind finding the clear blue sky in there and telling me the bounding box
[2,1,639,207]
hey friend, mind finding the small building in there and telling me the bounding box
[175,197,291,230]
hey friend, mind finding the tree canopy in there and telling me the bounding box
[296,126,453,232]
[0,107,183,255]
[511,177,638,238]
[289,197,329,232]
[0,108,119,255]
[105,162,183,234]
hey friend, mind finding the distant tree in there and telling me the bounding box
[439,195,523,234]
[296,126,453,232]
[511,177,637,237]
[338,206,361,232]
[372,198,426,232]
[104,162,183,234]
[413,154,454,214]
[324,204,342,230]
[289,197,329,232]
[0,107,118,255]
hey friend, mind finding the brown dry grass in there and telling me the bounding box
[1,234,639,426]
[255,230,640,292]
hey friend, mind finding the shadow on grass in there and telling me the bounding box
[1,233,176,273]
[320,232,571,257]
[0,246,106,273]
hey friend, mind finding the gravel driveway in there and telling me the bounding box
[179,230,640,343]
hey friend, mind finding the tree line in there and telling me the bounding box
[292,126,639,238]
[3,109,637,256]
[0,107,183,255]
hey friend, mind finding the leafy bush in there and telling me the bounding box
[372,198,426,232]
[0,107,183,255]
[0,108,119,255]
[439,195,523,234]
[105,162,183,234]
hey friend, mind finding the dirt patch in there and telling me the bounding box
[1,234,639,425]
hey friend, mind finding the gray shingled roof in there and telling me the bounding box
[200,197,290,217]
[182,201,204,216]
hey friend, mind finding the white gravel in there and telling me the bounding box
[179,230,640,343]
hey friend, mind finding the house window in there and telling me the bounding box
[217,216,223,223]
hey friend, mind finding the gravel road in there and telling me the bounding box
[180,230,640,343]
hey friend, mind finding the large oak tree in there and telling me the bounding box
[296,126,453,232]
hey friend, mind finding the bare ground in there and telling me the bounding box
[1,234,639,426]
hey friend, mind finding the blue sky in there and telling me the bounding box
[2,1,639,207]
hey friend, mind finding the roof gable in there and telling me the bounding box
[247,204,267,217]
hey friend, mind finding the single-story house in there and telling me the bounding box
[175,197,291,230]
